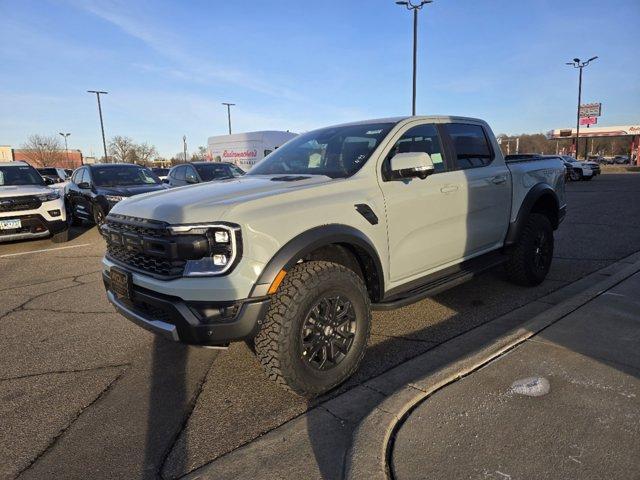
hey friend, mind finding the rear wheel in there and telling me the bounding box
[569,169,581,181]
[506,213,554,286]
[254,260,371,398]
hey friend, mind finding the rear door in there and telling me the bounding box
[439,123,511,254]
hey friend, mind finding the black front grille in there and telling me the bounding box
[104,215,190,278]
[107,243,186,278]
[0,196,42,213]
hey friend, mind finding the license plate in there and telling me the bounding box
[110,267,132,300]
[0,219,21,230]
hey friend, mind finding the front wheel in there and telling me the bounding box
[93,205,106,226]
[254,260,371,398]
[569,169,581,182]
[505,213,554,286]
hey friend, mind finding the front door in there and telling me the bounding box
[378,122,470,283]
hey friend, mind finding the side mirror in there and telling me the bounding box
[390,152,435,180]
[44,177,55,185]
[162,178,169,184]
[77,181,91,189]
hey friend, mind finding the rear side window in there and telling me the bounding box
[174,166,186,181]
[443,123,493,170]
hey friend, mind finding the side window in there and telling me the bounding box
[71,168,83,184]
[383,123,445,179]
[443,123,493,170]
[174,166,186,181]
[185,166,198,182]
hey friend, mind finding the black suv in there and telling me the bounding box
[66,163,167,225]
[167,161,244,187]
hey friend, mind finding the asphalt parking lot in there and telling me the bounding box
[1,173,639,480]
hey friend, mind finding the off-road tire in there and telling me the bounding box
[505,213,554,286]
[254,260,371,398]
[51,229,69,243]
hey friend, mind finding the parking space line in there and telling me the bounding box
[0,243,93,258]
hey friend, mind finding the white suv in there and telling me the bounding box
[0,161,69,243]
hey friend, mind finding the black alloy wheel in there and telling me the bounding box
[301,295,356,371]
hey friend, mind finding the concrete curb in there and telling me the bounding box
[344,252,640,480]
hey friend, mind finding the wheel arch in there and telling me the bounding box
[249,224,385,302]
[505,183,560,246]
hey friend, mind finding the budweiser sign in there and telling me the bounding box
[223,149,257,159]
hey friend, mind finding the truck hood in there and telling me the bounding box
[110,174,333,224]
[0,185,53,198]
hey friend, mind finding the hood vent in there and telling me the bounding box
[269,176,311,182]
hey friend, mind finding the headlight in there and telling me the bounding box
[36,191,60,202]
[105,195,126,203]
[169,224,241,277]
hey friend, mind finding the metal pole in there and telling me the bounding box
[88,91,109,162]
[412,7,417,116]
[575,66,583,159]
[183,135,187,163]
[222,103,235,134]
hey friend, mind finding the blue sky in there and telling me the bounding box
[1,0,639,158]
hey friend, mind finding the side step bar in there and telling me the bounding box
[372,253,508,311]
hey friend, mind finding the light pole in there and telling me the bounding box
[87,90,109,162]
[565,57,597,159]
[396,0,433,116]
[222,102,235,134]
[59,132,70,166]
[183,135,187,163]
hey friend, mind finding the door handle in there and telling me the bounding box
[440,185,459,194]
[491,175,507,185]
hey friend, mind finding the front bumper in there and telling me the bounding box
[0,214,67,243]
[103,271,270,345]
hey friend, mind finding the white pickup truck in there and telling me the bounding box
[101,116,566,396]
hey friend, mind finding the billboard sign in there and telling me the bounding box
[579,116,597,126]
[579,103,602,117]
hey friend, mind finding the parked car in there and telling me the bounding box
[101,116,566,397]
[66,163,167,226]
[166,161,245,187]
[582,161,601,175]
[0,161,69,243]
[560,156,594,181]
[613,155,629,164]
[37,167,70,184]
[151,167,170,182]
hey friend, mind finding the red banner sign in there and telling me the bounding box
[579,116,597,126]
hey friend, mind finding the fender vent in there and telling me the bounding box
[355,204,378,225]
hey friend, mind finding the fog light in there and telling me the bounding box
[48,209,61,217]
[213,254,227,266]
[214,230,229,243]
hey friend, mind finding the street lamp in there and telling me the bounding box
[87,90,109,162]
[222,102,235,134]
[396,0,433,116]
[183,135,187,163]
[565,56,598,159]
[59,132,71,166]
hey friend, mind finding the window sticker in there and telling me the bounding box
[365,129,383,135]
[430,153,444,164]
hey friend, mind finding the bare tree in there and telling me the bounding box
[135,142,158,166]
[21,134,62,167]
[108,136,136,163]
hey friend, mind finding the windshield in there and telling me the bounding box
[92,166,161,187]
[194,163,244,181]
[152,168,169,176]
[248,122,395,178]
[0,165,45,186]
[38,168,59,176]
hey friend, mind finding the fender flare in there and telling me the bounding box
[249,224,385,299]
[504,183,560,246]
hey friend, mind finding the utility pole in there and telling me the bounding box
[222,102,235,134]
[87,90,109,162]
[566,57,597,159]
[59,132,71,166]
[396,1,433,116]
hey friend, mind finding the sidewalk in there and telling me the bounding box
[390,272,640,479]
